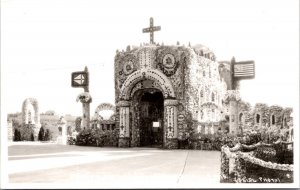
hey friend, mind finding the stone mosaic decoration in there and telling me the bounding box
[156,47,180,76]
[94,103,115,114]
[113,39,259,148]
[119,68,176,100]
[123,54,137,76]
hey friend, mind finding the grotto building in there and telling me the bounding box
[114,18,241,148]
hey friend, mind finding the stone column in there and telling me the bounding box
[58,117,68,145]
[233,153,246,183]
[33,124,41,141]
[226,90,240,135]
[33,105,41,141]
[118,100,131,147]
[164,99,178,149]
[61,123,67,145]
[82,102,90,128]
[220,146,230,182]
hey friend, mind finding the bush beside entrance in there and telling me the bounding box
[75,128,119,147]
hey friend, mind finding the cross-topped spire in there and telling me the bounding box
[142,17,161,44]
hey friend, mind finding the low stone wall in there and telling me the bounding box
[220,140,293,183]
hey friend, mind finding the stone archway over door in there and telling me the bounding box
[117,68,178,148]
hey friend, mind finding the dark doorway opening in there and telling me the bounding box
[138,90,164,147]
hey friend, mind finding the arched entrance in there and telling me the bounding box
[133,89,164,147]
[117,68,178,148]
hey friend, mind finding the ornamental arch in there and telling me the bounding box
[21,98,41,141]
[22,98,40,125]
[119,68,176,101]
[117,68,178,148]
[95,103,115,113]
[92,103,116,131]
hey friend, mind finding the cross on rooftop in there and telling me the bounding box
[142,17,161,44]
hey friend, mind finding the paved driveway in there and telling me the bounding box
[6,143,221,188]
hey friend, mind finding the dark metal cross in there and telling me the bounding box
[142,17,161,44]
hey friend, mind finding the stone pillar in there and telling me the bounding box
[118,100,131,147]
[33,104,41,141]
[164,99,178,149]
[58,117,68,145]
[229,100,238,134]
[61,123,67,145]
[33,124,41,141]
[226,90,240,135]
[82,102,90,128]
[220,146,230,182]
[233,153,246,183]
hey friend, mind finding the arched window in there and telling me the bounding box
[211,93,215,102]
[203,71,205,77]
[283,117,287,127]
[271,115,275,125]
[256,114,261,124]
[239,113,244,123]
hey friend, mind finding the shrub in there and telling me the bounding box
[44,129,51,141]
[38,126,45,141]
[75,128,97,146]
[75,128,119,147]
[14,129,21,141]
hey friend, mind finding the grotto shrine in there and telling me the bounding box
[114,18,242,148]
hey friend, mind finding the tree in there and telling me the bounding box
[38,126,45,141]
[44,129,51,141]
[30,133,34,141]
[14,129,21,141]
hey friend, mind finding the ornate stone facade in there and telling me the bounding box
[241,103,293,136]
[114,43,232,148]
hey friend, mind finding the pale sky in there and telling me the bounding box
[1,0,299,117]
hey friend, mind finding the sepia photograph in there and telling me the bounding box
[1,0,299,188]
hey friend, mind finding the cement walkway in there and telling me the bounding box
[6,143,221,188]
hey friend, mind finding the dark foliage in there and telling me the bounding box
[44,129,51,141]
[75,128,119,147]
[14,129,21,141]
[38,126,45,141]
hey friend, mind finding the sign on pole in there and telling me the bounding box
[71,71,89,88]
